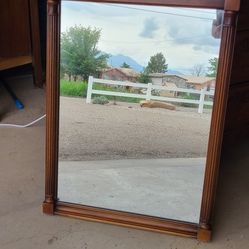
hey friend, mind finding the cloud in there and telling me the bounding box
[166,17,220,53]
[140,18,159,38]
[62,2,140,18]
[61,2,220,72]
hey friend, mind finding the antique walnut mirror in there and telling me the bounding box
[44,0,240,241]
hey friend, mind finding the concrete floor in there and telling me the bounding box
[0,76,248,249]
[58,158,205,223]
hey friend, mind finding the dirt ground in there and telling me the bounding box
[59,97,212,161]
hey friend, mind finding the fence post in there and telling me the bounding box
[146,83,152,101]
[86,76,93,103]
[198,87,206,114]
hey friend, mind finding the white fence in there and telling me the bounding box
[86,76,214,113]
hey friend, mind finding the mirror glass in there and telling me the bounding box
[58,0,223,223]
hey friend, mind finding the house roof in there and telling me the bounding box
[102,68,139,78]
[149,73,185,80]
[118,68,140,77]
[183,76,215,84]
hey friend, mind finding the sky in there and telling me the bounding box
[61,1,222,74]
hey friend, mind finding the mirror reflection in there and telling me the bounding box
[58,1,222,223]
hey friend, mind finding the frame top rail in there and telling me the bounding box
[67,0,225,10]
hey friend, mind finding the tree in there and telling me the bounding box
[137,72,151,84]
[191,64,206,76]
[61,25,109,81]
[145,52,168,74]
[206,57,218,77]
[121,62,130,68]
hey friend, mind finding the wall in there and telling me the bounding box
[223,0,249,141]
[150,77,163,85]
[151,76,187,88]
[0,0,31,57]
[101,69,131,81]
[163,76,187,88]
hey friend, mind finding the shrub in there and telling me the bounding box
[60,80,87,97]
[92,96,109,105]
[60,80,142,103]
[179,93,199,108]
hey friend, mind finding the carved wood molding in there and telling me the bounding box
[56,202,198,238]
[69,0,241,10]
[43,0,61,214]
[198,10,238,241]
[225,0,240,11]
[69,0,225,9]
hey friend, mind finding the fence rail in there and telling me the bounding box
[86,76,214,113]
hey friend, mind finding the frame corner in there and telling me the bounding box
[43,200,56,215]
[197,226,212,242]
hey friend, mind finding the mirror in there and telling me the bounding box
[57,0,222,224]
[43,0,239,241]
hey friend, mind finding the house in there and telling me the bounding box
[100,68,140,82]
[159,82,178,97]
[149,73,187,88]
[183,76,216,91]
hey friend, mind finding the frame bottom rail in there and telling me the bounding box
[55,201,199,239]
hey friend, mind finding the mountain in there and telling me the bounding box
[167,69,184,75]
[107,54,184,75]
[108,54,144,72]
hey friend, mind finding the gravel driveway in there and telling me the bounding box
[59,97,212,161]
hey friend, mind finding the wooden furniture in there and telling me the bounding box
[0,56,32,71]
[223,0,249,141]
[0,0,43,86]
[43,0,241,242]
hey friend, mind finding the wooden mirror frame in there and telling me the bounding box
[43,0,240,241]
